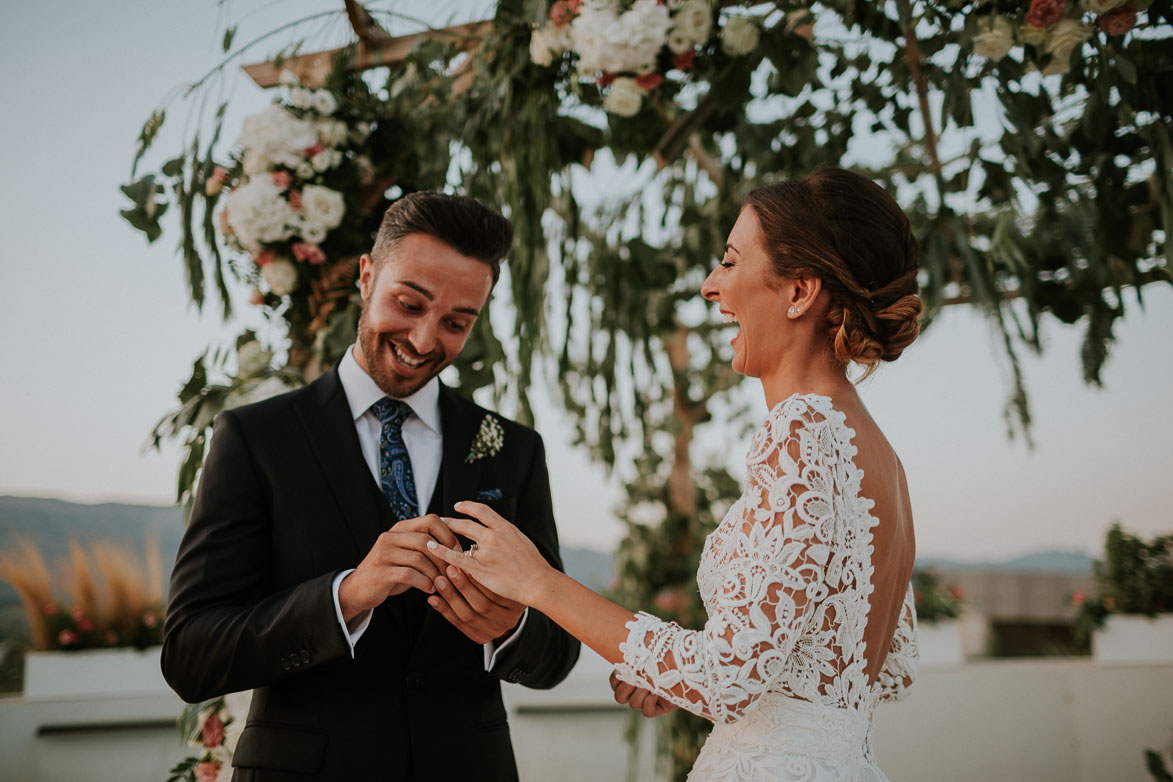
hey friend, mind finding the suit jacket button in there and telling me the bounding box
[300,650,311,664]
[290,654,302,668]
[279,657,291,670]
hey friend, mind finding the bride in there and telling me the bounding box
[427,166,923,781]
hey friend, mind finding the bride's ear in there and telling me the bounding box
[786,276,823,319]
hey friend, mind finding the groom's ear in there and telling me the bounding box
[358,254,375,302]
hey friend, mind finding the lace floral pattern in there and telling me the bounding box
[614,394,918,779]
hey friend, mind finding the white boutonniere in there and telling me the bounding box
[466,415,505,463]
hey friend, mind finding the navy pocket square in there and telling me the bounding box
[475,488,504,502]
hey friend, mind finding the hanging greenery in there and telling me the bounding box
[122,1,1171,777]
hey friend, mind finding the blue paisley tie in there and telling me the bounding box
[371,398,419,522]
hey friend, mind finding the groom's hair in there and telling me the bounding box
[370,191,513,285]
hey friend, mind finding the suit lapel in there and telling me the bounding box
[437,384,484,518]
[291,367,384,554]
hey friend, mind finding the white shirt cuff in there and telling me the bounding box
[484,607,529,670]
[332,569,371,657]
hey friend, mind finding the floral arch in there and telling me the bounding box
[123,1,1172,776]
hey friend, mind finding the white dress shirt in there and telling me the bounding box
[330,346,525,669]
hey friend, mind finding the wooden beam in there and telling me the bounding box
[241,20,492,88]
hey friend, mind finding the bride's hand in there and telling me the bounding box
[426,501,555,606]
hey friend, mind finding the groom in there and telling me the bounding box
[163,192,580,781]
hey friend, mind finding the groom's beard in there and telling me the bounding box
[357,305,450,398]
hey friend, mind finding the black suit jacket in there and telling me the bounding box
[162,368,580,781]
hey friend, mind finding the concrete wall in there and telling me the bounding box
[2,652,1170,782]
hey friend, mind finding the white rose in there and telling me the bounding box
[236,340,272,377]
[1043,18,1092,75]
[350,123,371,144]
[288,88,313,110]
[261,259,299,296]
[238,104,318,171]
[672,1,713,45]
[300,220,328,244]
[225,178,297,253]
[311,151,333,172]
[296,161,315,179]
[300,184,346,229]
[973,15,1014,61]
[721,15,761,57]
[278,70,300,87]
[666,0,685,9]
[1080,0,1126,13]
[667,29,693,54]
[572,0,671,75]
[316,119,348,147]
[311,90,338,116]
[530,25,560,67]
[603,77,645,117]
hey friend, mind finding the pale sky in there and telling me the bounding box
[2,1,1170,561]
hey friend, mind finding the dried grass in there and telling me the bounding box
[0,539,55,649]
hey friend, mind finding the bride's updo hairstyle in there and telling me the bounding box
[745,167,924,377]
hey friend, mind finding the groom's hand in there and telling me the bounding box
[427,565,525,645]
[338,515,459,622]
[610,671,677,718]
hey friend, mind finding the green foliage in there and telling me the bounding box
[1074,523,1173,641]
[1148,736,1173,782]
[912,568,964,625]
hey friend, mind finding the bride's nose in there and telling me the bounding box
[701,267,721,302]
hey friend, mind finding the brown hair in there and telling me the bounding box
[744,167,924,377]
[370,191,513,284]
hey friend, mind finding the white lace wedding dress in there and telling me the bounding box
[613,394,918,781]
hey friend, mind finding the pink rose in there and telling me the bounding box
[549,0,571,28]
[254,250,276,267]
[304,142,324,159]
[292,242,327,264]
[206,165,230,197]
[202,711,226,748]
[271,170,293,189]
[1099,5,1136,35]
[57,629,77,646]
[78,618,93,632]
[635,73,663,91]
[597,72,615,88]
[1026,0,1068,28]
[142,611,158,628]
[288,190,304,212]
[70,606,85,622]
[194,761,221,782]
[673,49,696,71]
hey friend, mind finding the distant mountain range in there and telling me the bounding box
[0,495,1093,641]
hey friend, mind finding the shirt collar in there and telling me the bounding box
[338,346,441,434]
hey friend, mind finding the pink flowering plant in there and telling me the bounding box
[167,692,252,782]
[964,0,1154,76]
[912,568,964,625]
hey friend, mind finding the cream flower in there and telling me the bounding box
[225,178,297,253]
[287,88,313,111]
[672,0,713,45]
[261,259,298,296]
[721,15,761,57]
[1043,18,1092,75]
[973,15,1015,61]
[530,23,572,66]
[300,184,346,229]
[238,104,318,171]
[603,77,645,117]
[299,220,328,244]
[311,90,338,116]
[236,341,272,378]
[1021,23,1050,47]
[573,0,672,76]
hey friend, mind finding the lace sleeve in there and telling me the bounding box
[877,584,918,702]
[613,405,836,724]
